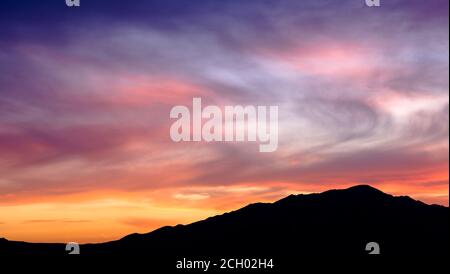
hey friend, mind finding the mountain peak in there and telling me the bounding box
[346,184,383,192]
[342,184,389,196]
[275,184,389,206]
[322,184,391,199]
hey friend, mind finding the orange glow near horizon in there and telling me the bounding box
[0,177,447,243]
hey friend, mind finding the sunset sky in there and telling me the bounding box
[0,0,448,243]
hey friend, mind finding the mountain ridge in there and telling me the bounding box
[1,184,448,256]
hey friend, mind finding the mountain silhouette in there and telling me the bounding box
[1,185,448,258]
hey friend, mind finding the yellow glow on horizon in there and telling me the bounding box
[0,180,447,243]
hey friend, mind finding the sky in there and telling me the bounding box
[0,0,448,243]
